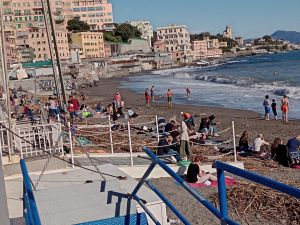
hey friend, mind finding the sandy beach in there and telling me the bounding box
[81,76,300,225]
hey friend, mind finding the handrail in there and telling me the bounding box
[20,159,42,225]
[130,147,238,225]
[215,161,300,224]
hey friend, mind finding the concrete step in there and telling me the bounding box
[75,213,148,225]
[39,199,138,225]
[34,180,126,207]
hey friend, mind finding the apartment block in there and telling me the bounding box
[70,32,105,59]
[70,0,114,31]
[192,37,223,59]
[2,0,70,64]
[156,25,191,61]
[127,21,153,47]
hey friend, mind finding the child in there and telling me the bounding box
[271,99,278,120]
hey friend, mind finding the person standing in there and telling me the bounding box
[179,114,192,160]
[144,88,151,106]
[281,95,289,122]
[114,91,122,108]
[150,86,155,101]
[166,89,174,108]
[271,99,278,120]
[185,87,191,100]
[263,95,271,120]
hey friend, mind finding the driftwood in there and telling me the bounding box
[211,181,300,224]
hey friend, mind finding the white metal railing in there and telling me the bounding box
[0,120,64,160]
[15,122,63,158]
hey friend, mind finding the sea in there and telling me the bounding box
[121,50,300,119]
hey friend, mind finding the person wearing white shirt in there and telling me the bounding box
[253,134,269,153]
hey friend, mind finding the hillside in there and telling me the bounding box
[271,30,300,44]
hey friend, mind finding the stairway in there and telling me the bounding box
[30,164,167,225]
[75,213,148,225]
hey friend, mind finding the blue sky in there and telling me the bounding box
[110,0,300,38]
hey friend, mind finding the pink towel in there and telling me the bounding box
[188,177,237,188]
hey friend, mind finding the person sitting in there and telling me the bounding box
[165,119,180,138]
[239,131,250,152]
[271,138,292,167]
[156,135,181,162]
[207,115,217,134]
[253,134,269,153]
[198,117,209,134]
[186,155,217,184]
[286,135,300,161]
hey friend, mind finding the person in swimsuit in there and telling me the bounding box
[150,86,155,101]
[166,89,173,108]
[185,87,191,100]
[281,95,289,122]
[145,88,151,106]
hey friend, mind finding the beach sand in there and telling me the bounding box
[82,76,300,225]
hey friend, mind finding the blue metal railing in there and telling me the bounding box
[20,159,42,225]
[215,161,300,223]
[130,147,238,225]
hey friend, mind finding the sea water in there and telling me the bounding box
[121,50,300,118]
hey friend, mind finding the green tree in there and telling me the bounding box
[67,18,90,32]
[103,32,122,43]
[115,23,142,42]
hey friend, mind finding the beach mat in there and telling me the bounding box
[187,177,237,188]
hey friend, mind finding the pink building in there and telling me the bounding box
[70,0,113,31]
[192,38,223,59]
[153,40,167,53]
[104,42,112,58]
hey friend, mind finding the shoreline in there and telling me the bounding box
[84,76,300,143]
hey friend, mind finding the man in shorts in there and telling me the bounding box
[166,89,173,108]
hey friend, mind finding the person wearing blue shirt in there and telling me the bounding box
[286,135,300,152]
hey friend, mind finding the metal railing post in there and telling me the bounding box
[130,161,157,198]
[232,121,237,162]
[108,115,114,154]
[217,168,228,224]
[127,121,133,167]
[20,159,42,225]
[68,122,75,168]
[155,115,159,143]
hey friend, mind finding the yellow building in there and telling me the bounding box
[70,32,105,59]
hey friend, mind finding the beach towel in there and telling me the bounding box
[187,177,237,188]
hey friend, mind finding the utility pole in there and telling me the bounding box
[0,5,13,161]
[41,0,62,106]
[44,0,67,109]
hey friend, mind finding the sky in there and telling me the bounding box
[110,0,300,39]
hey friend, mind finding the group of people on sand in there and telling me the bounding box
[154,112,220,184]
[263,94,289,122]
[239,131,300,167]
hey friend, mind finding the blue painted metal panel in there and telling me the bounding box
[75,213,148,225]
[20,159,41,225]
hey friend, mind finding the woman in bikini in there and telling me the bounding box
[281,95,289,122]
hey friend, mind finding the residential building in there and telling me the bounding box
[70,32,105,59]
[192,37,223,59]
[219,41,228,48]
[127,21,153,47]
[2,0,70,63]
[191,40,207,58]
[153,40,167,53]
[223,25,233,39]
[235,37,244,46]
[156,24,191,61]
[70,0,113,31]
